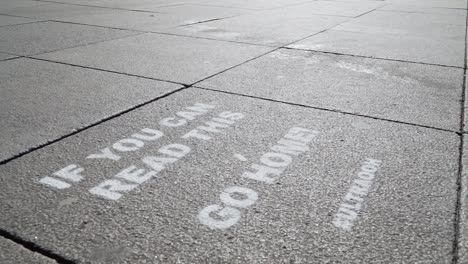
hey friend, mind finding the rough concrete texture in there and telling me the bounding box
[0,58,182,162]
[0,237,57,264]
[0,21,139,56]
[0,0,466,263]
[199,48,463,131]
[288,11,465,67]
[35,33,274,83]
[0,89,459,263]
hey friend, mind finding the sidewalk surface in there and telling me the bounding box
[1,0,468,263]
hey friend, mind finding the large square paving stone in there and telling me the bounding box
[166,11,349,46]
[0,58,182,163]
[332,11,465,36]
[379,4,467,15]
[151,3,250,25]
[288,11,465,67]
[35,33,274,84]
[198,49,463,131]
[202,0,311,10]
[85,0,213,11]
[0,3,127,21]
[0,237,57,264]
[0,88,459,263]
[48,4,250,31]
[0,0,49,12]
[289,30,464,67]
[0,21,138,56]
[272,1,385,18]
[384,0,467,9]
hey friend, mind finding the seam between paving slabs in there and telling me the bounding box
[0,86,187,166]
[0,13,43,19]
[377,9,467,15]
[22,21,145,57]
[30,0,167,14]
[0,20,145,58]
[27,56,187,86]
[0,15,352,167]
[35,0,243,13]
[283,47,464,69]
[454,71,466,264]
[179,15,241,27]
[452,1,468,263]
[24,16,465,69]
[0,229,75,264]
[0,20,47,28]
[189,15,363,86]
[190,0,341,12]
[45,19,275,48]
[352,6,381,18]
[28,31,147,57]
[193,85,460,134]
[0,56,23,62]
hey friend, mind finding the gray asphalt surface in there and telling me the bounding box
[0,0,467,263]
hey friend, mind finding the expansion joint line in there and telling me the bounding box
[452,1,468,263]
[0,229,76,264]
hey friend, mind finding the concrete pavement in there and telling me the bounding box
[0,0,467,263]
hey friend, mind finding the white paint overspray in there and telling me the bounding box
[333,158,382,231]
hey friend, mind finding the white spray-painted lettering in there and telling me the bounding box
[332,158,382,231]
[198,127,318,229]
[88,108,244,201]
[39,128,163,190]
[39,164,85,189]
[88,128,163,160]
[182,111,244,141]
[159,103,215,127]
[89,143,191,200]
[39,103,216,194]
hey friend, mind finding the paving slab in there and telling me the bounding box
[151,3,250,25]
[0,21,138,56]
[35,33,274,84]
[0,88,459,263]
[48,4,250,31]
[333,10,465,36]
[288,10,465,67]
[0,0,49,12]
[384,0,467,9]
[83,0,211,11]
[28,0,109,4]
[379,4,467,15]
[0,237,57,264]
[0,3,127,21]
[0,14,41,27]
[289,29,464,67]
[201,0,312,10]
[198,49,463,131]
[0,58,182,163]
[166,11,349,46]
[272,1,385,18]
